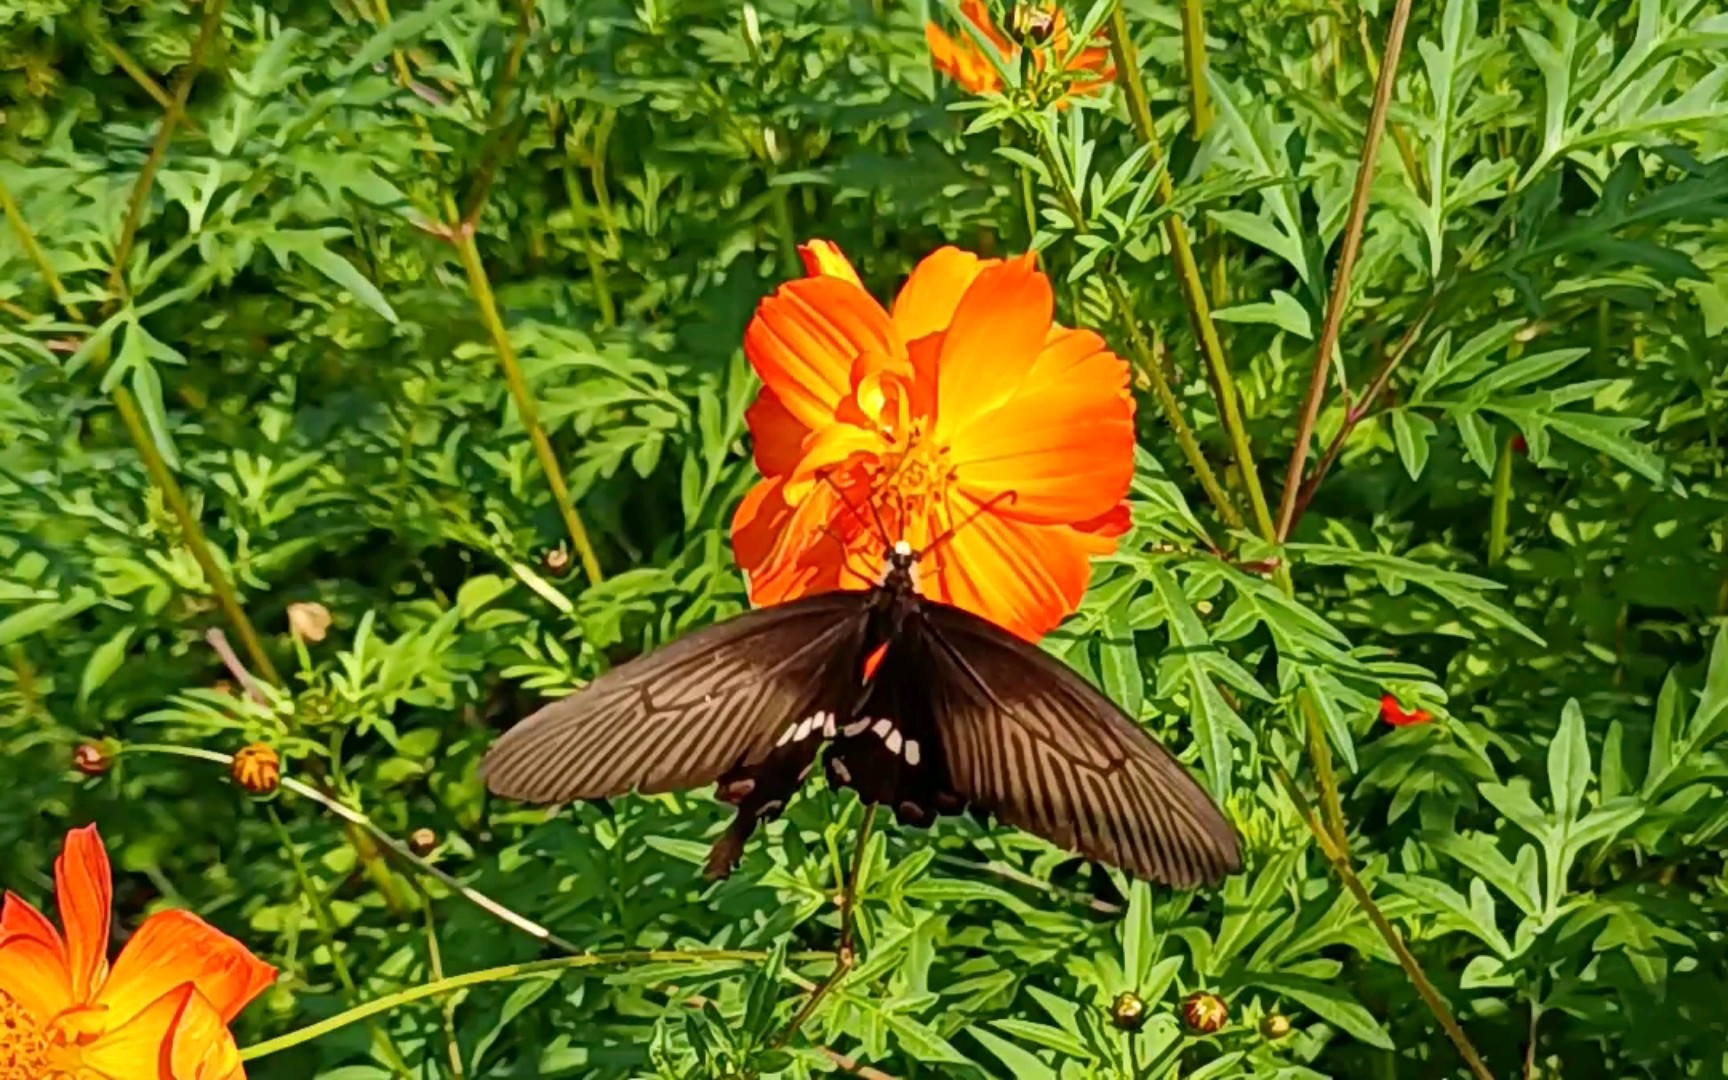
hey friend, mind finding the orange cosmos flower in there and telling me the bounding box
[925,1,1115,100]
[732,239,1135,643]
[0,825,275,1080]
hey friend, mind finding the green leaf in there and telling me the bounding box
[1390,410,1436,480]
[78,626,137,708]
[970,1026,1062,1080]
[1547,699,1592,825]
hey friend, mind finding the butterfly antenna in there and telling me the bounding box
[817,467,892,551]
[813,518,880,585]
[915,489,1018,564]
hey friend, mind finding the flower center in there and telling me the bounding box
[0,991,49,1080]
[880,419,954,509]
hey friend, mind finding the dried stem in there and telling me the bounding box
[1275,0,1413,541]
[1273,768,1493,1080]
[124,742,585,954]
[1106,7,1278,546]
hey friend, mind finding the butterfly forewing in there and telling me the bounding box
[915,601,1241,889]
[480,591,871,804]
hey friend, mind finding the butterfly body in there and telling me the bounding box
[481,543,1241,888]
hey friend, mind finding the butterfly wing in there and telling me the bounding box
[915,600,1241,889]
[480,591,872,804]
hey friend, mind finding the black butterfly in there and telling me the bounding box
[480,540,1241,889]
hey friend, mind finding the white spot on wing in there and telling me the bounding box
[821,711,837,737]
[904,739,921,766]
[872,718,893,738]
[885,729,903,755]
[843,717,872,736]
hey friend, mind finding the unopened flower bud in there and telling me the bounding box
[73,742,112,776]
[1181,991,1228,1034]
[1110,991,1146,1032]
[1261,1012,1292,1040]
[231,744,281,795]
[409,827,438,856]
[542,546,572,577]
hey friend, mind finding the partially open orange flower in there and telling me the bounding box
[0,825,275,1079]
[1380,695,1433,727]
[732,240,1135,642]
[925,1,1115,100]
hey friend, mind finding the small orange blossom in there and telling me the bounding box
[1380,695,1432,727]
[731,239,1135,643]
[0,825,275,1079]
[925,1,1114,100]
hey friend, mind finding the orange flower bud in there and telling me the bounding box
[1380,694,1433,727]
[72,742,111,776]
[287,602,332,643]
[1181,991,1228,1034]
[231,744,281,795]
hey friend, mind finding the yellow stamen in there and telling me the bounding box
[0,991,49,1080]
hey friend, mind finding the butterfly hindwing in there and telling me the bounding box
[480,591,871,804]
[913,600,1242,889]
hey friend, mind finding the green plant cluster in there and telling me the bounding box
[3,0,1726,1076]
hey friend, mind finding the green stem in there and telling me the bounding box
[770,184,800,274]
[1488,432,1514,567]
[1275,0,1413,541]
[1273,768,1493,1080]
[561,160,617,328]
[105,0,228,307]
[1105,7,1277,547]
[1176,0,1225,306]
[0,177,80,318]
[460,0,537,227]
[268,806,413,1076]
[453,226,604,586]
[112,386,282,685]
[98,35,203,136]
[1024,129,1241,531]
[241,950,815,1061]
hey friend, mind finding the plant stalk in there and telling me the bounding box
[1273,768,1492,1080]
[776,804,877,1048]
[1488,432,1515,566]
[1275,0,1413,541]
[1106,7,1277,546]
[105,0,228,307]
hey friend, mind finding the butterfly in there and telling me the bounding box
[481,532,1242,889]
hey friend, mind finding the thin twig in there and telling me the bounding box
[98,36,205,137]
[105,0,228,307]
[1106,7,1278,546]
[776,805,877,1049]
[268,805,413,1076]
[818,1047,899,1080]
[1273,767,1493,1080]
[1177,0,1226,306]
[124,742,585,954]
[1275,0,1413,541]
[207,629,271,707]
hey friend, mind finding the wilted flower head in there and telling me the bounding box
[732,239,1134,642]
[1379,694,1433,727]
[230,744,281,795]
[0,825,275,1079]
[286,602,331,644]
[925,0,1114,102]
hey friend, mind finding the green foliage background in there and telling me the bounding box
[3,0,1727,1076]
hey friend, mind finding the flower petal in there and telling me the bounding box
[76,982,189,1080]
[924,499,1096,642]
[55,823,112,1003]
[744,389,811,477]
[0,898,74,1019]
[744,277,899,432]
[784,422,882,504]
[932,255,1054,437]
[948,327,1135,522]
[959,0,1012,54]
[168,987,246,1080]
[890,247,994,344]
[733,476,876,608]
[102,910,275,1030]
[798,240,862,286]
